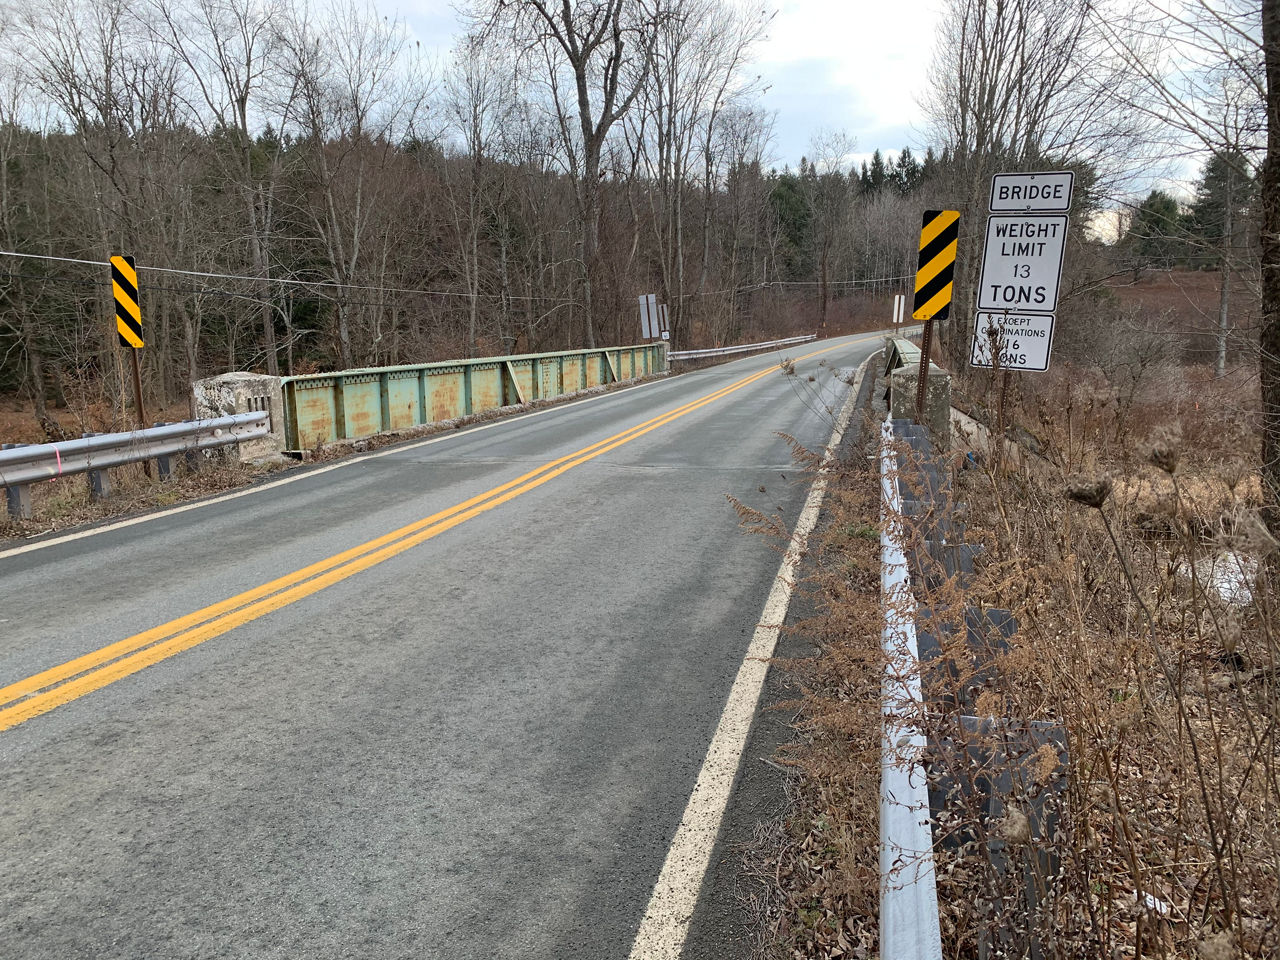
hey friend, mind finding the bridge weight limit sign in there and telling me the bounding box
[971,171,1073,372]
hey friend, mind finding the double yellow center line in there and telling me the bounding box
[0,341,856,732]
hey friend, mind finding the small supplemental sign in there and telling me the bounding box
[989,171,1074,213]
[970,313,1055,372]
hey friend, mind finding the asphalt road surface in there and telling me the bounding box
[0,333,883,959]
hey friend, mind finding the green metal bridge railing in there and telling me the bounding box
[280,343,668,450]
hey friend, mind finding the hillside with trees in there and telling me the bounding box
[0,0,961,423]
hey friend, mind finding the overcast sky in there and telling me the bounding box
[398,0,944,173]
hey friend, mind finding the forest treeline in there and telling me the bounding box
[0,0,962,415]
[0,0,1269,453]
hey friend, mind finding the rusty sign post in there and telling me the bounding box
[911,210,959,423]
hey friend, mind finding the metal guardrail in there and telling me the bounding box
[879,417,945,959]
[666,334,817,361]
[884,337,923,375]
[280,343,667,450]
[881,409,1066,955]
[1,412,270,519]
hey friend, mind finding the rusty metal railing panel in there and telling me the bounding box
[510,359,535,403]
[386,372,420,431]
[287,377,339,448]
[279,345,667,451]
[560,357,578,395]
[339,375,381,440]
[470,363,502,414]
[425,367,465,422]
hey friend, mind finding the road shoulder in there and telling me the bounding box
[679,354,881,959]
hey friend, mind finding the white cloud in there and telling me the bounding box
[755,0,944,165]
[393,0,945,167]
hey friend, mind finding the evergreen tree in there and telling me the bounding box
[866,149,888,192]
[890,146,922,194]
[921,146,938,182]
[1125,190,1186,270]
[1183,150,1258,376]
[768,168,814,281]
[1186,151,1255,269]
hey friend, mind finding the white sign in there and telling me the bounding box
[892,293,905,324]
[976,214,1068,314]
[989,171,1074,213]
[969,313,1055,372]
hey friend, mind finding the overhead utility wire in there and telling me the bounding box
[0,270,433,313]
[0,250,567,303]
[1,249,914,303]
[683,274,913,298]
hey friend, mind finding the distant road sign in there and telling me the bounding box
[976,214,1068,314]
[989,171,1074,213]
[969,313,1055,372]
[912,209,959,321]
[639,293,657,339]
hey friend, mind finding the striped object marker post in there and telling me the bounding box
[112,255,150,440]
[911,210,959,423]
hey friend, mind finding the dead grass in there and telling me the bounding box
[742,410,886,959]
[0,456,286,544]
[0,396,195,444]
[750,352,1278,958]
[932,436,1279,957]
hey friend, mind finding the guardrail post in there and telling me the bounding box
[4,482,31,520]
[1,443,33,519]
[152,423,174,480]
[83,433,111,500]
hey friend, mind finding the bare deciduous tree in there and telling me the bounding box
[924,0,1147,365]
[1101,0,1277,539]
[481,0,656,348]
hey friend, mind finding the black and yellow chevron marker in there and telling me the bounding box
[912,210,960,321]
[112,255,144,349]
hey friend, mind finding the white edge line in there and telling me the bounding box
[626,349,875,960]
[0,376,678,562]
